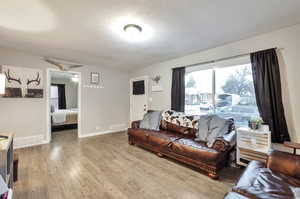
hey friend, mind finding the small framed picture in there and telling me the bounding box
[90,72,100,84]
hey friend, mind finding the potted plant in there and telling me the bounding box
[248,117,263,130]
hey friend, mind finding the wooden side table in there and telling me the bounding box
[237,127,271,166]
[284,142,300,155]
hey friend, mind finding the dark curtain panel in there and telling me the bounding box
[171,67,186,112]
[52,84,66,109]
[250,48,290,143]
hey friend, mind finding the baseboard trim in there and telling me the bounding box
[78,129,127,138]
[14,135,48,149]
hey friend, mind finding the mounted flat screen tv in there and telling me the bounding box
[133,80,145,95]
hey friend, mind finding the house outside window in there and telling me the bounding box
[185,59,259,127]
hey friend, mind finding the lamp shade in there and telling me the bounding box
[0,74,5,95]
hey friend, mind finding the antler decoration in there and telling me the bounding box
[151,75,161,84]
[44,58,84,71]
[27,72,41,86]
[4,69,22,84]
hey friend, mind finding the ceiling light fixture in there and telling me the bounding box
[111,17,153,42]
[124,24,142,34]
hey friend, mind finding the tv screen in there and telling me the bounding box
[133,80,145,95]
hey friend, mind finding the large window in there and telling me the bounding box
[185,63,259,127]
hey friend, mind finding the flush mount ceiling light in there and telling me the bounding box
[124,24,142,35]
[111,17,153,42]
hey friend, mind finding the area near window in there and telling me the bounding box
[185,57,259,127]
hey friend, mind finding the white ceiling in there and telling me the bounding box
[1,0,300,71]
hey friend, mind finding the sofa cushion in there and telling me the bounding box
[267,150,300,180]
[233,161,300,199]
[128,128,183,147]
[161,120,191,135]
[171,138,221,163]
[147,130,184,147]
[140,111,162,131]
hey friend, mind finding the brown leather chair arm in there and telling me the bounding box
[131,120,141,129]
[212,131,236,152]
[267,150,300,179]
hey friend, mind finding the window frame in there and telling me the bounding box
[184,56,259,125]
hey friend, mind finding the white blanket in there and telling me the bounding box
[52,110,67,124]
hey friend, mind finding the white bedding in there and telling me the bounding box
[51,109,78,124]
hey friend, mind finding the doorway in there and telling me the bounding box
[130,76,148,123]
[46,69,81,142]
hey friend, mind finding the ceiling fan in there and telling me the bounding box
[44,57,85,71]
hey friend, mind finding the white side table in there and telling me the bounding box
[237,127,271,166]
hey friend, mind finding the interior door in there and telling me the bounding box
[130,77,148,123]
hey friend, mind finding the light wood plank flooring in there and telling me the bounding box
[14,130,242,199]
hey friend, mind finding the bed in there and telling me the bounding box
[51,109,78,131]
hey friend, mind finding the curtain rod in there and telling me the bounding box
[178,47,282,69]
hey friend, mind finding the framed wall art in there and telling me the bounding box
[90,72,100,84]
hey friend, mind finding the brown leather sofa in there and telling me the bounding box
[127,120,236,179]
[224,150,300,199]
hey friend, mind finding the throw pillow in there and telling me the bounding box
[195,115,211,142]
[195,115,232,147]
[139,111,162,131]
[207,115,232,147]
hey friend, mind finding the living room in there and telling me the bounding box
[0,1,300,199]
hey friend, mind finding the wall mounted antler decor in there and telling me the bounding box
[0,65,44,98]
[5,69,22,85]
[27,72,41,86]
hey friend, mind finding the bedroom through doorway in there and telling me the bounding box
[47,70,81,142]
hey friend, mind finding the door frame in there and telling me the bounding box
[129,76,149,125]
[46,68,82,143]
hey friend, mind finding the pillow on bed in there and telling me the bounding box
[140,111,162,131]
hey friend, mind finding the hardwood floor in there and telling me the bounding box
[14,130,243,199]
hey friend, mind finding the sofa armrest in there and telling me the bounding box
[131,120,141,129]
[267,150,300,179]
[212,131,236,152]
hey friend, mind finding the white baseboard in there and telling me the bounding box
[14,135,48,149]
[78,129,127,138]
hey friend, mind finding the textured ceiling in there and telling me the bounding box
[0,0,300,71]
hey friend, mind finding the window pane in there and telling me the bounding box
[50,86,58,98]
[185,69,213,115]
[215,64,259,127]
[50,86,59,110]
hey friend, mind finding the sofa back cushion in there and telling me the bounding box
[267,151,300,179]
[160,120,191,135]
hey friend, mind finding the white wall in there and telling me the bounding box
[51,76,78,109]
[130,23,300,142]
[0,47,130,148]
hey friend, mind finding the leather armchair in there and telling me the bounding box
[225,150,300,199]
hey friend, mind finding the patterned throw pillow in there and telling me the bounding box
[162,110,199,129]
